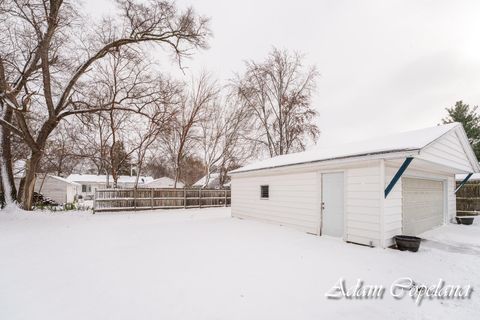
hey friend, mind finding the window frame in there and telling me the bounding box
[260,185,269,199]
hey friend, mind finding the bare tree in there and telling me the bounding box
[75,113,112,176]
[100,49,145,188]
[0,0,210,209]
[40,121,81,176]
[143,156,172,179]
[198,99,223,187]
[74,48,180,188]
[199,95,251,187]
[234,48,320,157]
[161,73,218,187]
[131,80,180,188]
[179,155,204,187]
[74,55,167,187]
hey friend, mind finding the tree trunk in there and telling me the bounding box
[134,152,145,189]
[204,166,211,189]
[174,163,180,188]
[17,177,25,203]
[218,166,226,187]
[21,152,42,210]
[0,108,17,203]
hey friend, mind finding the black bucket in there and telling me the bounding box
[394,235,422,252]
[456,217,474,225]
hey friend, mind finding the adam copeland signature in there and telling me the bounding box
[325,277,473,305]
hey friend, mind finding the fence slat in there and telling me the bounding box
[151,189,154,209]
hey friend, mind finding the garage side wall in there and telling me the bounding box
[447,176,456,221]
[383,167,403,247]
[345,164,382,247]
[231,172,320,234]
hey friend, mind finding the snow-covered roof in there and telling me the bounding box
[231,123,469,174]
[144,177,184,188]
[49,175,81,186]
[67,174,153,184]
[193,173,221,188]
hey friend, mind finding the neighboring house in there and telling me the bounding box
[14,174,80,204]
[229,123,480,248]
[192,173,229,189]
[144,177,184,188]
[67,174,154,198]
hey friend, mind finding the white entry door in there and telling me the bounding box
[402,178,444,236]
[322,172,344,237]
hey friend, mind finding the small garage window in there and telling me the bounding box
[260,185,269,199]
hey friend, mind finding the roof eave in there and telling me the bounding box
[229,148,421,175]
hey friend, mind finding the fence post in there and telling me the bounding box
[93,190,96,214]
[224,189,227,207]
[184,188,187,208]
[133,188,137,212]
[199,189,202,208]
[151,189,154,209]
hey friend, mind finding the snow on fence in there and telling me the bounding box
[94,188,231,213]
[456,183,480,215]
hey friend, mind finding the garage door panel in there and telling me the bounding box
[402,178,444,236]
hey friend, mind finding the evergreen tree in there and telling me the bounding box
[442,100,480,159]
[111,142,132,176]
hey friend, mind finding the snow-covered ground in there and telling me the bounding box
[1,206,479,320]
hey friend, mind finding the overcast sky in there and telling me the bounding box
[82,0,480,147]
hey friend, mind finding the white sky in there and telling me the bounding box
[82,0,480,147]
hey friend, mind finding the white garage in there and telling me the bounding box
[229,123,480,248]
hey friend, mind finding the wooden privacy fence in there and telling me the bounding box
[456,183,480,215]
[94,188,231,212]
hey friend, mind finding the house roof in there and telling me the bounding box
[67,174,153,184]
[49,175,81,186]
[230,123,479,174]
[193,173,222,188]
[144,177,184,188]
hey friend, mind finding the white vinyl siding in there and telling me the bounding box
[33,176,78,204]
[345,164,381,246]
[447,176,456,220]
[383,166,403,245]
[231,172,320,234]
[418,130,473,172]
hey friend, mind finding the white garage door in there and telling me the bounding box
[402,178,444,236]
